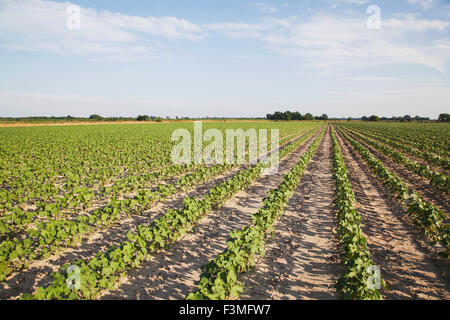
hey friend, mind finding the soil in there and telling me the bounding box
[98,130,323,299]
[239,126,340,300]
[2,124,449,300]
[341,128,449,212]
[0,129,318,300]
[336,129,450,300]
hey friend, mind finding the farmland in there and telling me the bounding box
[0,121,448,300]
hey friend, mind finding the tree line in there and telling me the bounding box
[357,114,449,122]
[266,111,328,121]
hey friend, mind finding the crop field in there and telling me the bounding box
[0,121,448,300]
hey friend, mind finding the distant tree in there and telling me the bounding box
[292,112,303,120]
[321,114,328,121]
[438,113,450,122]
[137,115,150,121]
[347,117,352,122]
[284,111,292,121]
[155,117,163,122]
[402,115,412,122]
[304,113,313,120]
[369,115,379,122]
[89,114,103,120]
[362,116,369,121]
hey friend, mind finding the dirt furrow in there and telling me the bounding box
[239,127,339,300]
[350,129,448,175]
[0,128,320,300]
[98,130,324,300]
[336,130,450,300]
[342,128,449,212]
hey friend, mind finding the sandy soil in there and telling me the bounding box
[342,128,449,212]
[0,165,244,299]
[336,129,450,300]
[239,126,339,300]
[98,130,323,299]
[0,128,317,300]
[348,129,448,175]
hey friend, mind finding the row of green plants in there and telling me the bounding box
[185,129,326,300]
[341,128,449,193]
[336,127,449,258]
[339,123,449,158]
[0,122,310,219]
[0,163,200,235]
[342,125,449,171]
[330,127,385,300]
[0,128,318,282]
[21,126,325,299]
[0,127,304,235]
[0,164,230,282]
[0,126,176,216]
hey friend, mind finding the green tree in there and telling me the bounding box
[438,113,450,122]
[89,114,103,121]
[369,115,379,122]
[137,115,151,121]
[402,115,412,122]
[292,112,303,120]
[284,111,292,121]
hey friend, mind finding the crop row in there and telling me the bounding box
[0,163,200,235]
[330,127,384,300]
[0,127,320,282]
[337,127,449,258]
[0,128,303,234]
[340,128,449,193]
[185,128,326,300]
[341,125,449,171]
[21,126,324,299]
[340,123,449,158]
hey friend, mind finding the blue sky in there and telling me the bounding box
[0,0,449,118]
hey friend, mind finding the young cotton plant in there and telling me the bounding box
[186,129,326,300]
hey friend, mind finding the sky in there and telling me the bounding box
[0,0,449,119]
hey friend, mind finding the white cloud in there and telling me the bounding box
[406,0,435,10]
[330,0,370,9]
[209,14,450,72]
[0,0,204,60]
[206,22,269,38]
[251,2,278,13]
[351,76,401,81]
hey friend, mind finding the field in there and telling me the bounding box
[0,121,448,300]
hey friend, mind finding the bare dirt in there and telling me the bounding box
[98,130,323,299]
[239,126,340,300]
[336,129,450,300]
[341,128,449,212]
[0,128,318,300]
